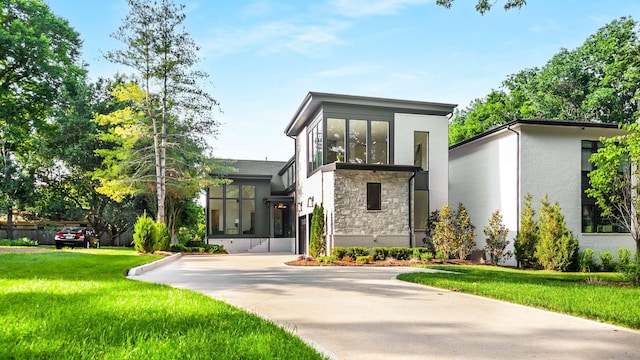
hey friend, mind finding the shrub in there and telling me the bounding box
[578,248,598,272]
[154,222,171,251]
[419,252,434,262]
[342,255,353,263]
[345,247,369,258]
[484,210,511,265]
[535,195,579,271]
[316,255,336,264]
[133,212,157,253]
[617,248,632,267]
[0,238,38,246]
[204,244,226,254]
[169,243,188,252]
[433,205,457,258]
[356,255,372,265]
[599,251,615,271]
[309,204,326,258]
[412,247,431,259]
[619,261,640,286]
[435,251,447,260]
[514,194,539,268]
[388,247,412,260]
[455,203,476,260]
[372,247,389,261]
[330,247,347,260]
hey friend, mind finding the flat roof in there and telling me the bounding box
[284,91,457,137]
[449,119,623,150]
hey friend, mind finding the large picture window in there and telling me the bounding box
[307,116,391,174]
[581,140,627,233]
[208,184,256,236]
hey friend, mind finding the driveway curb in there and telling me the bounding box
[127,252,182,276]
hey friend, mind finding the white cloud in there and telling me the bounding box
[198,20,350,58]
[329,0,430,18]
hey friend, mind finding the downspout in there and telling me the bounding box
[506,125,521,232]
[408,170,417,248]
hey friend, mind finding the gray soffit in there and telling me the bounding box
[284,92,458,137]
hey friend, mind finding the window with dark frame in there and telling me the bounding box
[581,140,628,233]
[367,182,382,211]
[208,184,256,236]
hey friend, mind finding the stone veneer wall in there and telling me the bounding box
[333,170,412,236]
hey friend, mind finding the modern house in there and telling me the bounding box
[449,120,635,264]
[206,92,456,254]
[285,92,456,254]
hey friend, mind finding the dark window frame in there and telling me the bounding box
[367,182,382,211]
[581,140,628,234]
[208,184,256,236]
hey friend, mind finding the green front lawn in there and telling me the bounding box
[398,265,640,329]
[0,249,326,360]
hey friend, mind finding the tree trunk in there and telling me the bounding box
[6,204,14,240]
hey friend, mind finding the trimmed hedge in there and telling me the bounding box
[169,243,227,254]
[372,247,389,261]
[388,247,412,260]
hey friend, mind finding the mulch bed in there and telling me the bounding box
[285,258,480,267]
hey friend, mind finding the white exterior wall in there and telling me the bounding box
[520,125,634,256]
[394,113,449,211]
[449,131,519,264]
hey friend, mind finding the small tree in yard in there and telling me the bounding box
[309,204,326,258]
[433,205,457,258]
[455,203,476,260]
[133,211,156,253]
[514,194,539,268]
[535,195,579,271]
[587,122,640,259]
[484,210,512,265]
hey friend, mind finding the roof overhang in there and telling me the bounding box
[284,92,457,137]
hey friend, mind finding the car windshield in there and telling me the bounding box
[60,227,84,233]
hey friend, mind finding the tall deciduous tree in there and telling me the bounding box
[1,0,82,237]
[105,0,220,224]
[587,122,640,257]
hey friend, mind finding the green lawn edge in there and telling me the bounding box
[0,249,327,360]
[398,265,640,330]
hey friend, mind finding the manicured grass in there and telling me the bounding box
[0,249,326,360]
[398,265,640,329]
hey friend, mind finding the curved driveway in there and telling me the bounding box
[132,254,640,360]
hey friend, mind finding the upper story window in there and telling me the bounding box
[414,131,429,171]
[308,121,323,172]
[310,117,390,174]
[282,161,295,190]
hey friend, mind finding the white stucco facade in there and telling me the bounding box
[394,113,449,212]
[450,121,634,264]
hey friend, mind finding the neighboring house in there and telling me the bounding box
[206,158,296,253]
[449,119,635,264]
[284,92,456,254]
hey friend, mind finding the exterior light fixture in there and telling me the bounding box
[307,196,314,207]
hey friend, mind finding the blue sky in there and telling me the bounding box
[44,0,640,161]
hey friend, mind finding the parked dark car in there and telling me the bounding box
[54,227,99,249]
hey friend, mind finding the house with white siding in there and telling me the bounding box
[449,120,635,264]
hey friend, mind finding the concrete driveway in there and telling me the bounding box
[132,254,640,360]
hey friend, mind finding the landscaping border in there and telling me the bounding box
[127,252,182,276]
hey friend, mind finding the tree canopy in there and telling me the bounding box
[436,0,527,14]
[450,17,640,145]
